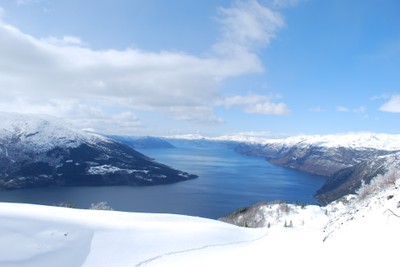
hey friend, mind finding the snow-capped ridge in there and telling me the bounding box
[0,111,111,152]
[167,132,400,151]
[0,112,196,189]
[257,133,400,151]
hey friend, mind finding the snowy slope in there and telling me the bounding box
[320,168,400,266]
[0,112,196,189]
[0,203,267,267]
[1,166,399,267]
[0,112,109,152]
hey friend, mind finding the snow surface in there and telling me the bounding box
[167,132,400,151]
[0,112,111,153]
[1,172,400,267]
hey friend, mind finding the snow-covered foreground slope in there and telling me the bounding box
[0,203,267,267]
[1,171,400,267]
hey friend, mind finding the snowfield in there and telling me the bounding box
[0,203,267,267]
[1,171,400,267]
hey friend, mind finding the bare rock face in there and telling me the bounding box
[0,112,197,190]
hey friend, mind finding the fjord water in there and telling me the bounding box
[0,141,326,219]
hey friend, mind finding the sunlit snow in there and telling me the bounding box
[1,172,399,267]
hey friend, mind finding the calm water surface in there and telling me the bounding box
[0,141,326,219]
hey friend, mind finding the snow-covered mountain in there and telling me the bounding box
[0,112,196,189]
[167,132,400,204]
[167,132,400,150]
[232,134,400,204]
[1,160,399,266]
[231,132,400,150]
[316,152,400,204]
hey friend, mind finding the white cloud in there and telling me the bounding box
[309,106,324,112]
[0,1,291,134]
[353,106,366,114]
[337,106,349,112]
[371,93,390,101]
[218,94,289,115]
[380,94,400,113]
[42,36,85,46]
[215,0,284,56]
[165,106,224,124]
[337,106,367,113]
[219,94,270,107]
[71,112,142,135]
[16,0,42,6]
[266,0,303,8]
[245,101,289,115]
[0,21,231,126]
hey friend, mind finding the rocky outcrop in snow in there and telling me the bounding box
[0,112,197,189]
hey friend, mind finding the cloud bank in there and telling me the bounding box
[0,0,289,134]
[380,94,400,113]
[218,94,289,115]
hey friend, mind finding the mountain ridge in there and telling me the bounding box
[166,132,400,151]
[0,112,196,189]
[166,132,400,204]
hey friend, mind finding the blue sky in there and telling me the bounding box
[0,0,399,137]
